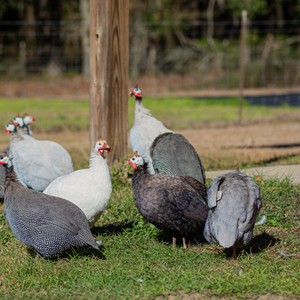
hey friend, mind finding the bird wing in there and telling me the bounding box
[146,175,208,222]
[39,140,73,173]
[13,188,83,234]
[179,176,207,199]
[10,139,71,190]
[207,174,226,208]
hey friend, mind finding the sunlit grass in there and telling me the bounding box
[0,168,299,299]
[0,96,299,298]
[1,96,299,133]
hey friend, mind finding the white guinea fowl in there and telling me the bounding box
[130,86,205,184]
[7,119,73,191]
[129,86,172,175]
[44,139,112,227]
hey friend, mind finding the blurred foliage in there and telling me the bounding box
[0,1,300,88]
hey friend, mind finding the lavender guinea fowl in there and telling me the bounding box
[128,152,208,248]
[0,153,99,257]
[6,118,73,191]
[44,139,112,227]
[204,171,263,257]
[130,86,205,184]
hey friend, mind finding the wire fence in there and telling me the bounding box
[0,19,300,97]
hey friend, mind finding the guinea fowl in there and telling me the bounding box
[127,151,208,248]
[0,115,34,199]
[44,139,112,227]
[204,171,263,257]
[6,119,73,191]
[130,86,206,184]
[0,153,99,257]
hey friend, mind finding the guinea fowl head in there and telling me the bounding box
[5,121,16,134]
[0,152,12,168]
[127,151,144,170]
[95,139,111,157]
[23,114,35,126]
[130,86,142,102]
[12,115,24,128]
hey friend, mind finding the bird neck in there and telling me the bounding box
[89,150,109,171]
[132,163,149,187]
[134,100,153,122]
[9,130,25,143]
[3,165,22,192]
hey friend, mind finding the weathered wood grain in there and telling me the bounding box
[89,0,129,164]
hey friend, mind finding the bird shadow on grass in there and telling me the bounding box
[27,245,106,261]
[91,221,135,236]
[224,231,280,258]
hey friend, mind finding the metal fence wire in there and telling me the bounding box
[0,19,300,93]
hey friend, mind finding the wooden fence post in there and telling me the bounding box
[89,0,129,165]
[238,10,248,124]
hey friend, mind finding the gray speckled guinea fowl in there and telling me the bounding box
[204,171,263,257]
[0,153,99,257]
[129,86,205,184]
[128,152,208,248]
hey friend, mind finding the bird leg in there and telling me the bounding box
[232,245,237,258]
[172,236,177,248]
[182,237,187,249]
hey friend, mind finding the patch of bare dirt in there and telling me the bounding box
[178,122,300,169]
[1,75,300,99]
[155,291,298,300]
[11,122,297,171]
[0,76,299,169]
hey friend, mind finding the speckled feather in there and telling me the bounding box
[3,165,99,257]
[150,132,206,184]
[131,165,208,237]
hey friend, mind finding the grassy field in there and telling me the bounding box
[0,97,299,299]
[0,96,299,132]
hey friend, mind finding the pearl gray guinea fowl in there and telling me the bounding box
[6,116,73,191]
[0,115,34,200]
[128,152,208,248]
[204,171,263,257]
[0,153,99,257]
[130,86,206,184]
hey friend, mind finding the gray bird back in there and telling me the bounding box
[3,171,98,257]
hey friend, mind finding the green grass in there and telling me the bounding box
[0,96,299,298]
[1,96,299,132]
[0,167,299,299]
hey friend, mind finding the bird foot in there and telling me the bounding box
[172,237,176,248]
